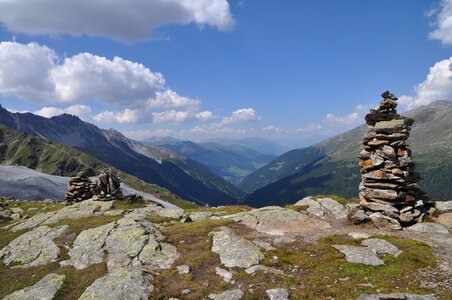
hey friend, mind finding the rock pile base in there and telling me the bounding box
[358,91,430,228]
[65,172,97,203]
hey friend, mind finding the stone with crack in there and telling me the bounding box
[332,245,384,266]
[0,225,67,268]
[78,268,153,300]
[211,227,264,268]
[361,238,402,257]
[3,273,65,300]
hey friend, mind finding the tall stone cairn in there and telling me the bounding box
[359,91,429,229]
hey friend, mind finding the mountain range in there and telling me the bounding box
[240,100,452,206]
[151,140,276,185]
[0,105,242,206]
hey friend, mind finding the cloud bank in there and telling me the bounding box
[430,0,452,45]
[0,0,235,43]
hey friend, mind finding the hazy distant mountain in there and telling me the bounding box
[151,140,276,185]
[241,101,452,206]
[205,137,288,156]
[0,106,242,205]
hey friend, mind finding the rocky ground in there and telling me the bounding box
[0,196,451,300]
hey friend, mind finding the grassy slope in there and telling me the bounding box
[242,101,452,206]
[0,125,196,208]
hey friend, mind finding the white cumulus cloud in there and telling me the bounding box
[429,0,452,45]
[35,104,93,121]
[0,0,235,43]
[221,108,261,124]
[152,109,214,123]
[399,56,452,110]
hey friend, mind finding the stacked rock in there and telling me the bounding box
[358,91,429,229]
[64,172,97,203]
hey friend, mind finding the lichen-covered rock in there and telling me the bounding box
[332,245,384,266]
[317,197,348,219]
[155,208,184,219]
[105,217,151,271]
[405,223,449,234]
[266,288,289,300]
[208,289,243,300]
[0,225,67,267]
[78,268,153,300]
[138,237,179,270]
[356,293,436,300]
[189,211,213,222]
[215,267,233,282]
[3,273,65,300]
[362,238,402,257]
[245,265,284,275]
[211,227,264,268]
[369,212,402,230]
[10,211,56,232]
[61,222,116,269]
[294,197,325,218]
[348,232,370,239]
[227,207,330,236]
[43,199,114,225]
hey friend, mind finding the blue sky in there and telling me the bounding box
[0,0,451,147]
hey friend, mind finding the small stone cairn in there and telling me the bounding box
[64,172,97,203]
[65,169,123,203]
[358,91,430,228]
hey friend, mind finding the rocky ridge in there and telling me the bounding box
[0,196,450,299]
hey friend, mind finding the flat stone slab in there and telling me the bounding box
[0,225,67,267]
[405,223,449,234]
[332,245,384,266]
[227,207,330,236]
[138,237,179,270]
[348,232,371,239]
[61,222,116,269]
[208,289,243,300]
[435,201,452,213]
[211,227,264,268]
[43,199,114,225]
[362,238,402,257]
[266,288,289,300]
[189,211,213,222]
[79,268,153,300]
[436,213,452,228]
[356,293,436,300]
[11,211,56,232]
[3,273,65,300]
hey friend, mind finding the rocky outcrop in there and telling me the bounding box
[78,268,153,300]
[3,273,65,300]
[359,91,429,228]
[333,238,402,266]
[266,288,289,300]
[356,293,436,300]
[0,225,67,267]
[10,199,114,232]
[226,206,330,236]
[295,196,348,220]
[211,227,264,268]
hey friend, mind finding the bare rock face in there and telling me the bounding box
[78,268,153,300]
[359,91,430,228]
[3,273,65,300]
[0,225,67,268]
[208,289,244,300]
[211,227,264,268]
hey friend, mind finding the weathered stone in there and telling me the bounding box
[215,267,233,282]
[348,232,370,239]
[245,265,284,275]
[370,153,385,166]
[361,238,402,257]
[437,213,452,228]
[294,196,325,218]
[11,211,56,232]
[356,293,436,300]
[362,188,399,201]
[79,268,152,300]
[3,273,65,300]
[211,227,264,268]
[208,289,243,300]
[350,210,370,225]
[369,212,401,230]
[332,245,384,266]
[266,288,289,300]
[189,211,213,222]
[139,238,179,270]
[226,207,330,235]
[435,201,452,213]
[103,209,124,216]
[0,225,67,267]
[362,170,400,180]
[155,208,184,219]
[317,197,348,219]
[253,240,276,251]
[405,223,449,234]
[43,199,114,225]
[177,265,190,275]
[61,222,116,269]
